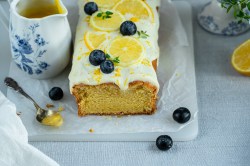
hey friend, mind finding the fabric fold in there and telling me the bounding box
[0,91,59,166]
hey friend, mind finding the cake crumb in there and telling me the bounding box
[58,106,64,112]
[46,104,55,108]
[89,128,94,133]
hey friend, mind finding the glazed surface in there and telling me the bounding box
[69,0,161,92]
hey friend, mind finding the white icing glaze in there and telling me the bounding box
[69,0,161,92]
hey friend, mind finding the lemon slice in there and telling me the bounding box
[113,0,154,22]
[84,31,109,50]
[90,10,125,32]
[232,39,250,76]
[107,37,144,67]
[88,0,120,8]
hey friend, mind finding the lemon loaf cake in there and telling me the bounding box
[69,0,161,116]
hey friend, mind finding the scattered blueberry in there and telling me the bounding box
[49,87,64,101]
[89,50,106,66]
[100,60,114,74]
[84,2,98,15]
[120,21,137,36]
[173,107,191,124]
[156,135,173,151]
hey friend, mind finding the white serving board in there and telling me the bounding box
[1,1,198,142]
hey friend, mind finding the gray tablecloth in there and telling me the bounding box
[2,0,250,165]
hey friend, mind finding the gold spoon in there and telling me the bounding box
[4,77,63,127]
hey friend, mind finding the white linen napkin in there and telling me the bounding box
[0,91,59,166]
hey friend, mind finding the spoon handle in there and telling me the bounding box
[4,77,22,92]
[4,77,40,110]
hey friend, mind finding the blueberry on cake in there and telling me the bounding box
[69,0,161,116]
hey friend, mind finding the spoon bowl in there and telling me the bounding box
[4,77,63,127]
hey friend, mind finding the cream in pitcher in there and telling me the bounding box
[9,0,71,79]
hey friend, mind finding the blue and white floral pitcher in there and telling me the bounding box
[6,0,71,79]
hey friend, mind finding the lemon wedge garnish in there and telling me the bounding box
[232,39,250,76]
[88,0,120,8]
[90,10,125,32]
[84,31,109,50]
[107,37,144,67]
[113,0,154,22]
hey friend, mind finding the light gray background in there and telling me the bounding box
[1,0,250,165]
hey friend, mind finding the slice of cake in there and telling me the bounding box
[69,0,161,116]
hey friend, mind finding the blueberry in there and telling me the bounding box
[84,2,98,15]
[156,135,173,151]
[49,87,64,101]
[173,107,191,124]
[120,21,137,36]
[89,50,106,66]
[100,60,114,74]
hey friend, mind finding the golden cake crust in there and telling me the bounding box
[72,81,158,116]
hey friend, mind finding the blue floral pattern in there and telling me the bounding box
[198,16,219,32]
[10,23,49,75]
[222,21,249,36]
[198,15,250,36]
